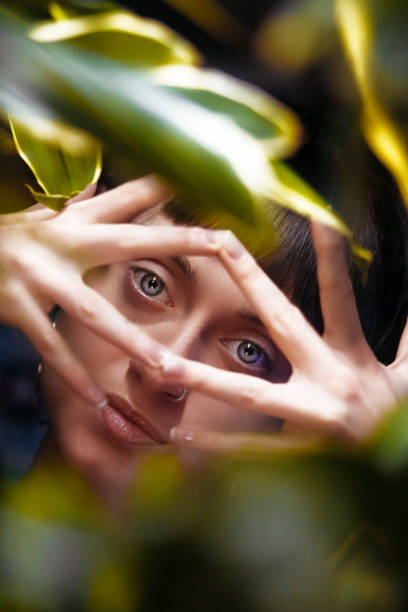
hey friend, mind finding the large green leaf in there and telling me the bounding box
[268,161,372,261]
[335,0,408,210]
[9,115,102,209]
[30,8,200,67]
[0,5,363,258]
[150,65,302,160]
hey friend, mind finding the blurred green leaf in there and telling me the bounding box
[0,4,363,255]
[87,561,138,612]
[335,0,408,209]
[9,115,102,208]
[253,0,335,73]
[9,0,117,19]
[30,8,201,67]
[369,396,408,476]
[151,64,302,159]
[269,161,372,261]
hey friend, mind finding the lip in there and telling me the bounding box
[102,392,164,445]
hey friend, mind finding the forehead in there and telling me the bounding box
[134,207,259,313]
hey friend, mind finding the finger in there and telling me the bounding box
[64,175,172,224]
[170,426,322,454]
[63,182,97,207]
[160,353,353,436]
[16,292,107,407]
[311,221,369,354]
[33,271,166,370]
[0,204,56,225]
[71,224,223,267]
[218,232,332,372]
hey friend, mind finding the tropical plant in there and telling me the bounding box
[0,0,369,258]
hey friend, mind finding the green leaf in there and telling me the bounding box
[30,8,200,67]
[253,0,335,73]
[0,5,361,255]
[25,184,78,210]
[335,0,408,210]
[269,161,372,262]
[369,396,408,476]
[9,115,102,207]
[151,65,302,159]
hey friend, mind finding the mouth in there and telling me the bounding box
[101,392,164,446]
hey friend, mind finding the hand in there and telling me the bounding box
[0,176,222,408]
[160,223,408,448]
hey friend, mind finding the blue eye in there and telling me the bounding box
[237,341,262,364]
[222,339,272,371]
[140,272,164,297]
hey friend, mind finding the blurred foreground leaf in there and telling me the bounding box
[0,4,365,258]
[254,0,335,73]
[1,441,407,611]
[370,395,408,476]
[335,0,408,209]
[30,7,201,67]
[9,115,101,209]
[150,64,302,160]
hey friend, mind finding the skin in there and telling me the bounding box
[0,177,224,407]
[40,212,291,498]
[1,177,407,503]
[164,226,408,447]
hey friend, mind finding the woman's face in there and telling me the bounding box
[41,214,291,496]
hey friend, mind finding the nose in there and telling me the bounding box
[128,359,188,402]
[128,318,204,401]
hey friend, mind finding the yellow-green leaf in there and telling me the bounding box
[254,0,334,73]
[30,9,200,67]
[151,65,302,159]
[335,0,408,209]
[25,184,78,210]
[370,395,408,475]
[269,161,372,262]
[1,6,361,256]
[9,115,101,208]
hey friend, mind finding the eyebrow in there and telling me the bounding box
[237,310,265,328]
[171,256,198,282]
[170,259,265,328]
[171,255,265,327]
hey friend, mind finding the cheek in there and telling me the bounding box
[179,392,281,434]
[58,312,123,376]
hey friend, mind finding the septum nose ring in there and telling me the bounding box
[165,386,188,402]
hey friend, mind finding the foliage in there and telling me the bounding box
[0,1,369,258]
[254,0,408,212]
[2,400,408,612]
[0,1,408,611]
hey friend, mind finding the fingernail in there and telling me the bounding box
[170,427,194,443]
[87,385,106,406]
[96,399,108,409]
[222,231,246,259]
[160,352,186,377]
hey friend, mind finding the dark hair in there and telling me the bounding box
[98,169,408,365]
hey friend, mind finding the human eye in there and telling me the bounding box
[129,266,172,306]
[221,338,273,373]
